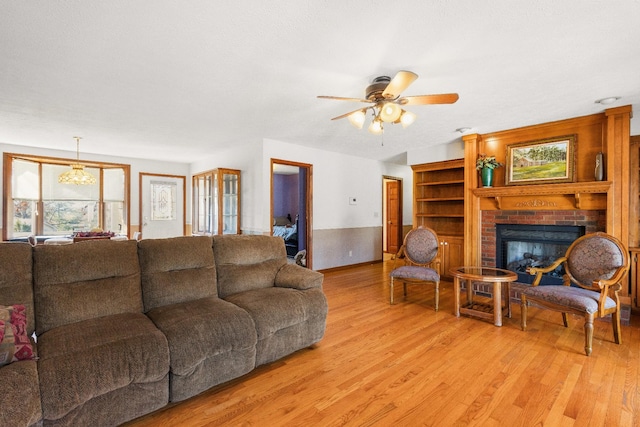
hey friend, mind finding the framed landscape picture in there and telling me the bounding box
[505,135,576,185]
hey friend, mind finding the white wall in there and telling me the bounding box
[0,143,191,230]
[407,139,465,165]
[192,138,414,269]
[262,139,413,231]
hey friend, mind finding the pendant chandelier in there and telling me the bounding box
[58,136,97,185]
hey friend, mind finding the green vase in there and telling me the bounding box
[481,167,494,187]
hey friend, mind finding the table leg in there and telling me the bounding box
[466,278,473,304]
[454,277,460,317]
[493,281,502,327]
[506,282,512,319]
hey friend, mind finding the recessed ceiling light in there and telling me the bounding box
[456,127,472,134]
[595,97,621,105]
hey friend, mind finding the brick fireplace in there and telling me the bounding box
[480,209,606,267]
[476,209,631,323]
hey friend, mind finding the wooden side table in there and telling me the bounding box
[449,266,518,327]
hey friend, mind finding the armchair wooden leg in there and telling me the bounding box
[434,281,439,312]
[520,295,528,331]
[612,310,622,345]
[584,314,594,356]
[390,277,395,305]
[561,313,569,327]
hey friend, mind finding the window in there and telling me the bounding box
[3,153,130,240]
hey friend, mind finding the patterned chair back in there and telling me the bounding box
[403,227,439,266]
[566,232,629,289]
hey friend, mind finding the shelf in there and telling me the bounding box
[416,214,464,218]
[417,179,464,186]
[417,197,464,202]
[472,181,611,210]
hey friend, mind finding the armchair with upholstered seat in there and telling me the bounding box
[389,226,441,309]
[521,232,630,356]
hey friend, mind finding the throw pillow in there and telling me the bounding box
[0,304,35,367]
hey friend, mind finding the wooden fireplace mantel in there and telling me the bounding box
[472,181,611,210]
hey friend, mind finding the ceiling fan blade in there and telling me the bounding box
[382,70,418,99]
[317,95,373,103]
[399,93,459,105]
[330,108,367,121]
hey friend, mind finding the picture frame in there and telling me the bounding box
[505,135,576,185]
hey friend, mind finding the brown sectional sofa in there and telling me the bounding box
[0,234,327,427]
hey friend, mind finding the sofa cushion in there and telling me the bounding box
[0,243,35,337]
[213,235,287,298]
[37,312,169,421]
[225,287,327,339]
[0,243,42,426]
[225,287,328,365]
[146,296,257,401]
[0,304,35,367]
[138,235,217,311]
[33,239,143,335]
[0,360,42,427]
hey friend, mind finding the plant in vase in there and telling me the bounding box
[476,154,503,187]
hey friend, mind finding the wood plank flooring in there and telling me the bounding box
[125,260,640,426]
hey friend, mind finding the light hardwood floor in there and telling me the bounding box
[125,260,640,426]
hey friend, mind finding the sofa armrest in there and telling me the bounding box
[275,264,323,290]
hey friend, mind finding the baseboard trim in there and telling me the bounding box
[317,259,383,274]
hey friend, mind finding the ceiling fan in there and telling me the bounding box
[318,70,459,134]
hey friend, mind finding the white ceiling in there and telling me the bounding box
[1,1,639,164]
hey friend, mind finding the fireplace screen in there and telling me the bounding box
[496,224,585,285]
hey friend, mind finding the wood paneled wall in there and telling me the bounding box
[462,106,633,301]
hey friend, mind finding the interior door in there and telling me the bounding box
[271,159,312,268]
[386,180,401,253]
[383,177,403,255]
[139,173,186,239]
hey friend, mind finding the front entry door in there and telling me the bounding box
[139,173,186,239]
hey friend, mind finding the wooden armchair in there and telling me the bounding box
[521,232,630,356]
[389,226,441,309]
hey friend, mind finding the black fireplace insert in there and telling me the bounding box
[495,224,585,285]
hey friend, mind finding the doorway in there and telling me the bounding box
[383,176,403,259]
[271,159,312,269]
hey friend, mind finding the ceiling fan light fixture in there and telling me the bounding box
[379,102,402,122]
[347,109,366,129]
[368,118,383,135]
[400,110,416,128]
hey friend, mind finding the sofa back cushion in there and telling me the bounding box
[213,235,287,298]
[33,240,142,335]
[0,243,35,336]
[138,235,217,311]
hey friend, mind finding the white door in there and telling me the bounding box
[139,173,185,239]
